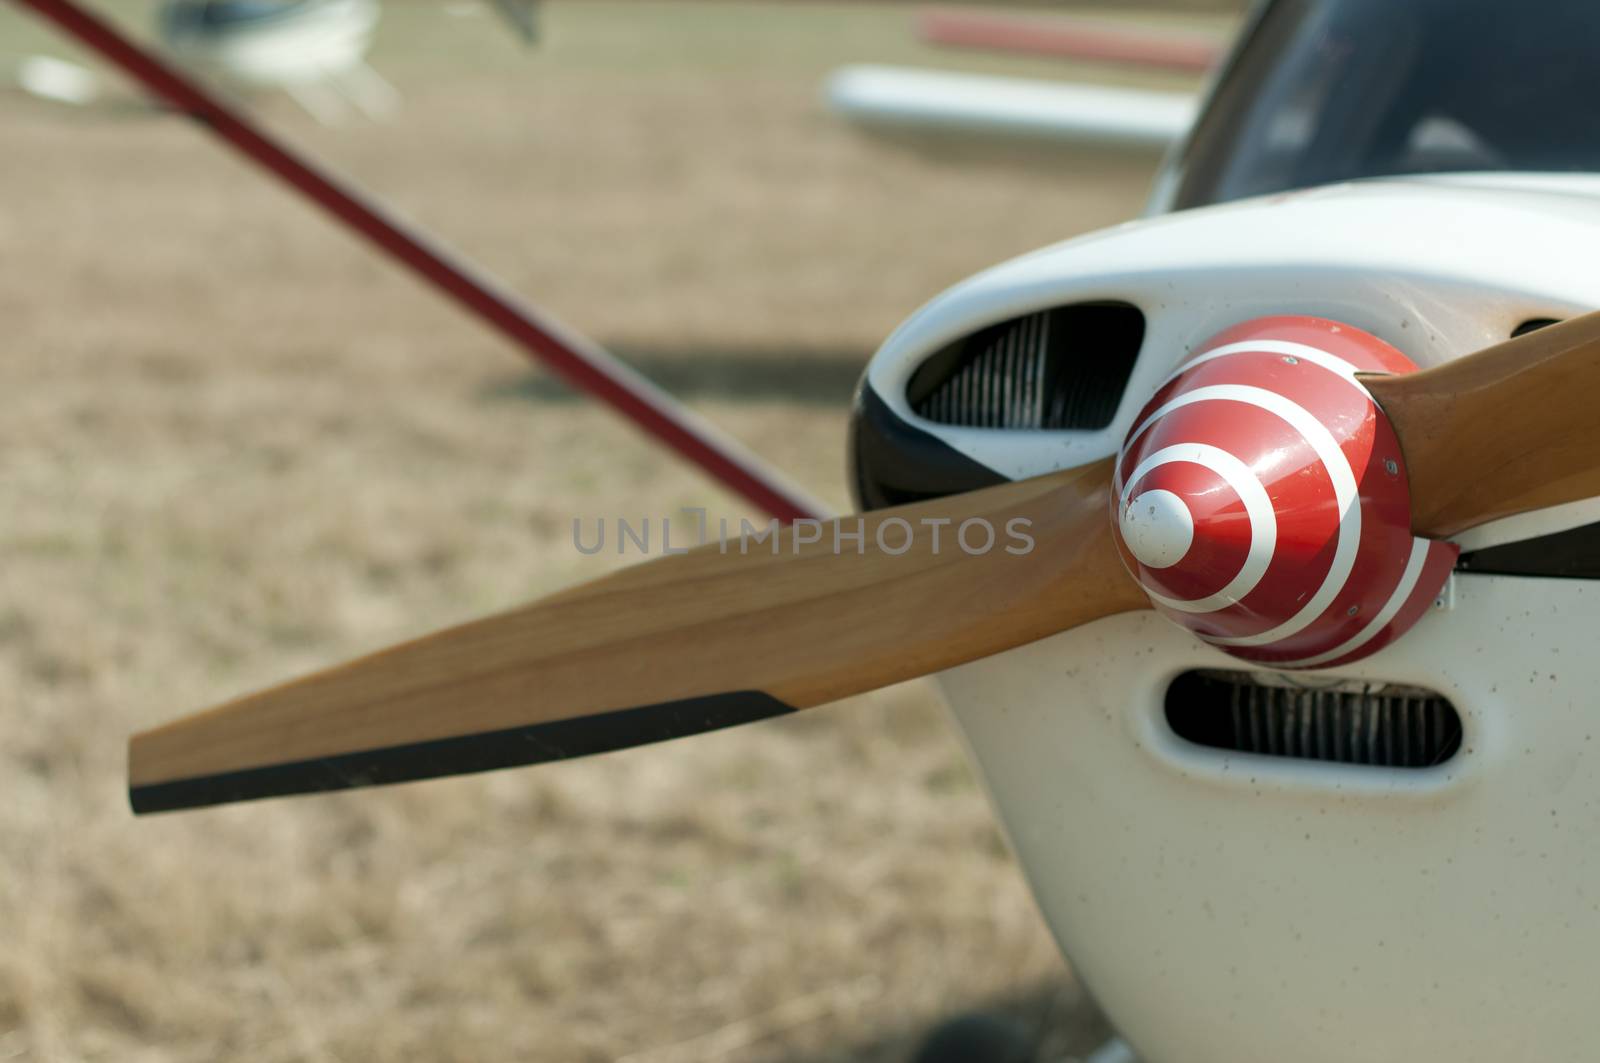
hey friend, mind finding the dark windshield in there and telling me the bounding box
[1172,0,1600,208]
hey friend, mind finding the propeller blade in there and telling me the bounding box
[130,458,1143,813]
[1365,310,1600,537]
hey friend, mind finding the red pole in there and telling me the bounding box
[11,0,826,523]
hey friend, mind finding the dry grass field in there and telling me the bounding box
[0,4,1228,1059]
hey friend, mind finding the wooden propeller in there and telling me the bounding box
[130,310,1600,814]
[1363,311,1600,538]
[130,459,1142,812]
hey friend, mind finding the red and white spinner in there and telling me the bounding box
[1111,315,1458,669]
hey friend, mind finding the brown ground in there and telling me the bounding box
[0,4,1227,1060]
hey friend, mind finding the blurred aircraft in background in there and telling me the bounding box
[156,0,394,123]
[916,7,1220,72]
[827,6,1228,162]
[15,0,537,122]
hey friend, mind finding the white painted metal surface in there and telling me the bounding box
[863,175,1600,1062]
[825,65,1196,154]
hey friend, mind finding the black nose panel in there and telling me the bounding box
[849,383,1008,511]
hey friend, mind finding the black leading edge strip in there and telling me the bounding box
[130,691,795,815]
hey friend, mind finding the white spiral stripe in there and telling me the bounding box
[1155,339,1374,395]
[1272,538,1432,668]
[1120,444,1277,613]
[1118,339,1369,498]
[1119,384,1363,648]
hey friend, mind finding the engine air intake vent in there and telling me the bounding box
[1165,670,1462,768]
[908,302,1143,430]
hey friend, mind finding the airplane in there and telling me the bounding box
[156,0,396,123]
[13,0,393,120]
[15,0,1600,1061]
[825,63,1198,159]
[826,7,1226,161]
[16,0,538,123]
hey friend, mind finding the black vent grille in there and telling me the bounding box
[908,302,1143,431]
[1165,670,1462,769]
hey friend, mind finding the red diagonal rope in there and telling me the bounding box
[11,0,826,523]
